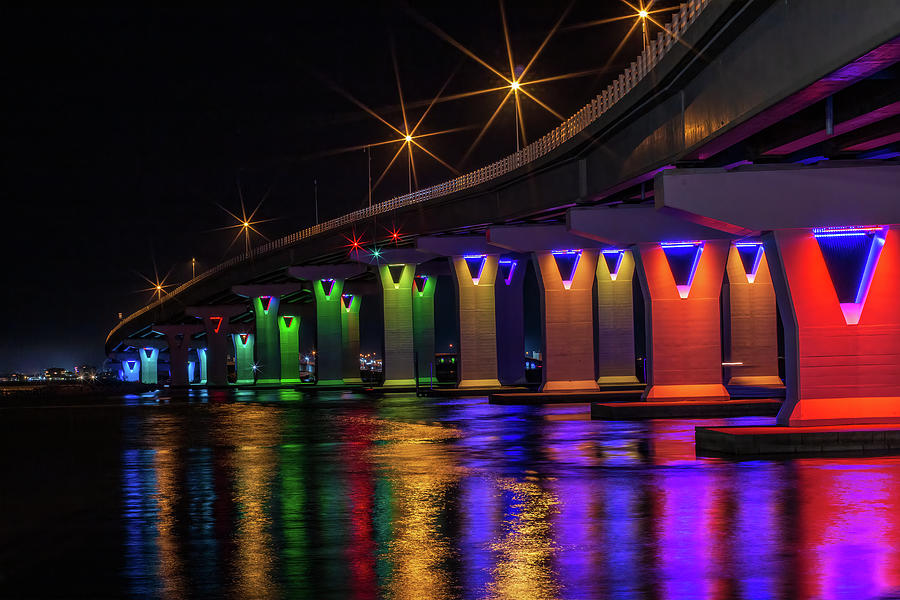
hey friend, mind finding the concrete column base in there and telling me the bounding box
[597,375,640,385]
[383,379,417,388]
[541,380,600,392]
[458,378,501,389]
[727,375,784,387]
[643,383,730,401]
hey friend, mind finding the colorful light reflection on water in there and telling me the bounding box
[3,390,900,599]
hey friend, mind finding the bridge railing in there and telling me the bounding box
[108,0,708,344]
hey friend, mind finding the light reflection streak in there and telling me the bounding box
[486,478,560,600]
[151,415,186,600]
[220,404,280,599]
[371,416,461,600]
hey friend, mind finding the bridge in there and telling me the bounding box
[107,0,900,447]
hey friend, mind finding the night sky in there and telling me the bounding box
[1,2,681,373]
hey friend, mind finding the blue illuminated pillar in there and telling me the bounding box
[121,357,140,382]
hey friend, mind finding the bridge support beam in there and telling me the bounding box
[125,339,166,385]
[116,353,140,382]
[153,324,204,387]
[723,243,782,387]
[634,240,730,401]
[231,332,255,385]
[232,284,303,385]
[768,228,900,425]
[417,236,503,388]
[379,263,417,387]
[187,306,247,386]
[533,249,601,391]
[289,265,366,386]
[412,268,436,383]
[568,205,741,400]
[196,347,208,385]
[340,293,361,383]
[596,249,639,385]
[488,226,603,392]
[277,311,301,383]
[654,165,900,423]
[495,254,527,386]
[354,250,434,387]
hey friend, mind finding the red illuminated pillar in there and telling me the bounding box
[634,240,730,401]
[534,249,600,392]
[769,226,900,426]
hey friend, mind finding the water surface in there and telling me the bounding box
[3,390,900,599]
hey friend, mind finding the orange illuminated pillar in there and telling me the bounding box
[535,249,601,392]
[634,239,730,401]
[723,243,782,387]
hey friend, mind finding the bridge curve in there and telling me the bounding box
[108,0,900,354]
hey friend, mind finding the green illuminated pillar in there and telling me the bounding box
[233,284,303,385]
[197,348,208,385]
[138,346,159,385]
[312,278,345,385]
[340,294,362,383]
[250,295,280,384]
[412,272,436,382]
[379,264,417,387]
[278,313,301,383]
[232,332,255,385]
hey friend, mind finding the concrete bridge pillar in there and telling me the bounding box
[568,204,739,401]
[231,331,255,385]
[488,226,603,392]
[289,265,366,385]
[196,347,208,385]
[769,227,900,425]
[723,242,782,387]
[412,267,436,382]
[596,249,639,385]
[355,249,435,387]
[113,352,141,382]
[187,305,247,386]
[417,236,502,388]
[124,338,167,385]
[340,292,362,383]
[277,310,301,383]
[233,284,303,385]
[633,240,730,401]
[153,324,204,387]
[495,254,527,386]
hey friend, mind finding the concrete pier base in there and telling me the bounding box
[696,424,900,455]
[591,398,781,420]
